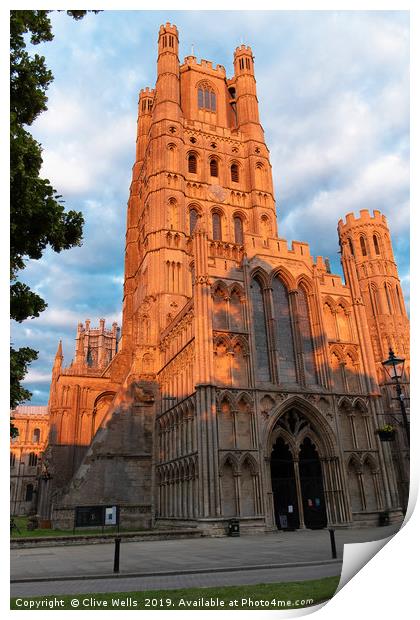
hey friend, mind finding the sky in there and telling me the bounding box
[11,9,410,406]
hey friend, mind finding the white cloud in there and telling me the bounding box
[23,370,53,384]
[37,109,135,195]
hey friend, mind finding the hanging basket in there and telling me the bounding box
[377,429,396,442]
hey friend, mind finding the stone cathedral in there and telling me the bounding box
[42,24,410,533]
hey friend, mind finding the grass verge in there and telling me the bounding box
[11,576,340,610]
[11,516,141,539]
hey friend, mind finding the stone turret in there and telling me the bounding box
[154,23,181,122]
[72,319,119,371]
[338,209,409,369]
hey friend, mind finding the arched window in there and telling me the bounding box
[210,158,218,177]
[272,276,297,384]
[360,236,367,257]
[87,347,93,367]
[296,286,318,385]
[25,484,34,502]
[29,452,38,467]
[384,283,394,314]
[189,208,199,235]
[198,85,216,112]
[212,212,222,240]
[396,285,404,314]
[373,234,381,255]
[369,284,380,316]
[348,238,354,256]
[233,215,244,244]
[10,453,16,467]
[32,428,40,443]
[250,277,270,382]
[188,153,197,174]
[231,163,239,183]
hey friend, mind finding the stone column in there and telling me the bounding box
[293,458,306,529]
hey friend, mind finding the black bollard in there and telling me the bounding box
[329,528,337,559]
[113,537,121,573]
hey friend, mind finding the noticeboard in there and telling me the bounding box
[105,506,118,525]
[75,505,119,528]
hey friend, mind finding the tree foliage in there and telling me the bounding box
[10,10,97,410]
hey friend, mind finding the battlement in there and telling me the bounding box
[76,318,119,337]
[182,55,226,76]
[139,87,155,98]
[338,209,388,232]
[139,88,155,115]
[290,240,311,258]
[234,44,253,55]
[159,22,178,36]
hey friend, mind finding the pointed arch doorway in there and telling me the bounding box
[269,409,328,530]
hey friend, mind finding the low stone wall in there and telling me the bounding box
[154,517,267,537]
[11,528,203,549]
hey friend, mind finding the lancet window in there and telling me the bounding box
[198,84,216,112]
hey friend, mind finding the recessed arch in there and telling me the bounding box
[219,452,239,476]
[363,452,379,470]
[330,344,345,363]
[265,396,337,458]
[231,334,249,354]
[347,453,363,472]
[296,273,315,294]
[229,282,245,298]
[269,266,296,291]
[353,397,368,414]
[249,266,269,288]
[239,452,259,475]
[211,280,229,299]
[337,395,353,412]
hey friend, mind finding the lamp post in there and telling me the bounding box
[382,348,409,445]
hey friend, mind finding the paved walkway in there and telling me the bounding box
[11,523,402,597]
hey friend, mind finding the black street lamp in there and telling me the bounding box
[382,348,410,445]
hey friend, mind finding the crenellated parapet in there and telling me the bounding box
[182,55,226,77]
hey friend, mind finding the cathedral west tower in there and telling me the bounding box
[44,24,408,532]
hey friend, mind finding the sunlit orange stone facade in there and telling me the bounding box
[43,24,409,532]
